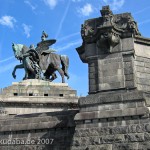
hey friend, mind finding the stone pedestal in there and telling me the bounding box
[0,79,78,115]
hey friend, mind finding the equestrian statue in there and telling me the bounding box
[12,31,69,83]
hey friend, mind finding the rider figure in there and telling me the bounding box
[28,44,41,79]
[21,44,41,79]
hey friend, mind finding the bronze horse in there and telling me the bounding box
[12,43,69,83]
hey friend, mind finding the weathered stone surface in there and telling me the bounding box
[78,90,144,106]
[138,142,150,150]
[122,38,134,51]
[113,143,139,150]
[73,5,150,150]
[2,5,150,150]
[75,107,148,120]
[0,79,78,115]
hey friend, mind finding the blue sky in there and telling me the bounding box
[0,0,150,96]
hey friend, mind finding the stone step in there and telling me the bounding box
[0,121,65,132]
[79,90,145,106]
[75,107,149,121]
[0,116,60,126]
[0,110,78,131]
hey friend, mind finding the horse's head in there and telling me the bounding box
[12,43,24,60]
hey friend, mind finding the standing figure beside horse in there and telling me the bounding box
[12,32,69,83]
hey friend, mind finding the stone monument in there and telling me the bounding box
[1,5,150,150]
[0,79,78,115]
[0,31,78,149]
[12,31,69,83]
[73,5,150,149]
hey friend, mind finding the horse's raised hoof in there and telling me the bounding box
[12,73,16,79]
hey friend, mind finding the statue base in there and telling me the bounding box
[0,79,78,115]
[72,90,150,149]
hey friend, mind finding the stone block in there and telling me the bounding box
[101,69,124,77]
[75,107,148,121]
[137,84,150,91]
[85,120,92,124]
[144,133,150,141]
[125,133,144,142]
[100,62,122,71]
[136,72,150,79]
[79,90,145,106]
[89,66,96,73]
[145,62,150,68]
[135,65,150,74]
[124,67,134,75]
[145,124,150,133]
[122,91,143,101]
[89,73,96,79]
[100,135,115,144]
[89,79,96,85]
[125,81,135,88]
[89,136,100,145]
[124,62,133,69]
[98,75,124,84]
[115,117,122,126]
[114,134,125,143]
[89,85,97,92]
[89,62,95,67]
[135,56,150,64]
[92,119,99,123]
[136,77,150,85]
[135,43,150,58]
[98,82,124,91]
[87,144,112,150]
[108,118,115,127]
[123,56,133,62]
[102,57,122,65]
[122,38,134,51]
[85,43,97,57]
[138,142,150,150]
[113,143,138,150]
[134,61,145,67]
[126,102,136,108]
[125,74,134,81]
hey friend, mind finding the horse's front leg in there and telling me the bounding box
[12,64,24,79]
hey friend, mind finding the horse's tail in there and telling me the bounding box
[60,55,69,79]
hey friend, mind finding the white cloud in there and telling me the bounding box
[22,24,32,38]
[138,19,150,26]
[133,6,150,15]
[0,15,16,28]
[58,32,80,42]
[0,61,18,74]
[77,3,93,16]
[0,56,14,63]
[55,0,71,38]
[55,40,81,52]
[43,0,57,9]
[103,0,125,11]
[24,0,37,11]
